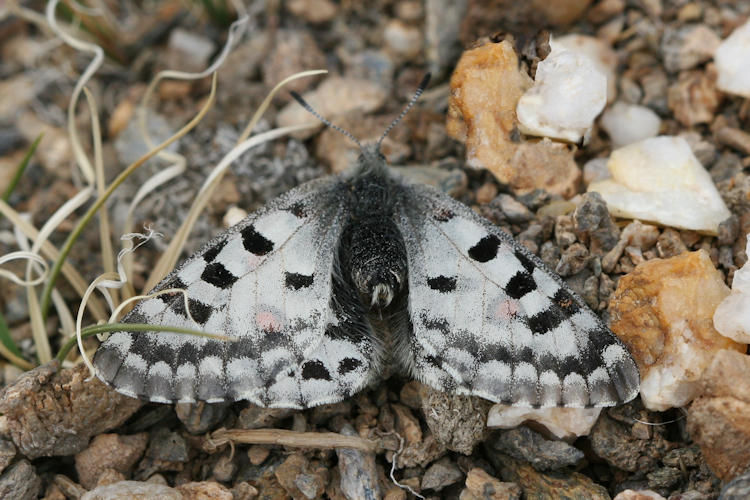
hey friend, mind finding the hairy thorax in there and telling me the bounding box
[341,168,408,310]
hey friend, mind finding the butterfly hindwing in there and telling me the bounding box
[93,178,380,408]
[393,181,640,408]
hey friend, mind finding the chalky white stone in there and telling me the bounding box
[554,34,617,103]
[714,234,750,343]
[600,102,661,148]
[715,19,750,98]
[516,43,608,143]
[588,136,730,234]
[486,405,601,440]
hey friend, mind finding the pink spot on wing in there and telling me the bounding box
[247,254,262,269]
[256,310,282,332]
[495,299,519,320]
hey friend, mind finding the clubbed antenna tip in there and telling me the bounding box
[289,91,363,149]
[377,73,431,149]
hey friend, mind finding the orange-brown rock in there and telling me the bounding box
[609,250,746,411]
[447,41,532,184]
[687,349,750,481]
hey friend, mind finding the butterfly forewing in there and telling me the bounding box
[393,181,640,408]
[93,178,380,408]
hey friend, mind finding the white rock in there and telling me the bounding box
[486,405,601,441]
[714,234,750,343]
[715,19,750,98]
[554,34,618,103]
[588,136,731,234]
[600,102,661,148]
[516,44,608,143]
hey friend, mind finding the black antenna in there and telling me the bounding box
[289,91,363,149]
[377,73,431,150]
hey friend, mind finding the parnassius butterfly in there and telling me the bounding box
[93,75,640,409]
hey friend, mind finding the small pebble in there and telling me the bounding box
[720,470,750,499]
[165,29,216,72]
[496,193,532,223]
[175,402,229,435]
[0,460,41,500]
[667,68,721,127]
[421,457,463,492]
[661,25,720,73]
[488,426,585,471]
[600,102,661,148]
[383,20,422,60]
[336,424,381,500]
[464,468,521,500]
[75,433,149,490]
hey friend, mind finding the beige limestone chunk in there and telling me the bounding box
[609,250,746,411]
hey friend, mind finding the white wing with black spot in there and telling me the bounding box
[393,181,640,408]
[94,178,380,408]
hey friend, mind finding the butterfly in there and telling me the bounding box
[93,74,640,409]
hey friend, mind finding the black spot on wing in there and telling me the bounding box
[285,272,314,290]
[434,208,455,222]
[424,354,443,368]
[288,201,307,218]
[468,235,500,263]
[156,277,187,303]
[421,314,451,334]
[187,299,213,325]
[170,297,213,325]
[514,249,536,274]
[241,225,274,255]
[505,272,537,300]
[129,333,154,360]
[338,357,362,374]
[148,342,177,367]
[427,275,457,293]
[202,239,227,263]
[175,342,200,364]
[301,360,332,381]
[478,343,512,363]
[201,262,239,289]
[527,306,565,334]
[552,288,580,315]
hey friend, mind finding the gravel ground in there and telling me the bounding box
[1,1,749,499]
